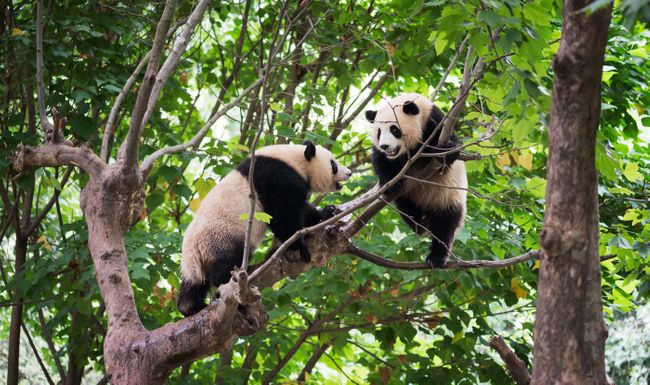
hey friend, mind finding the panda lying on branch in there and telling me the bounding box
[365,93,468,268]
[178,141,352,317]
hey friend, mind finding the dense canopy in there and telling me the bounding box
[0,1,648,384]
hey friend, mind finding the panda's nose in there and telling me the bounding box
[380,144,389,150]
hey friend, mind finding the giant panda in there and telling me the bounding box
[365,93,467,268]
[178,141,352,316]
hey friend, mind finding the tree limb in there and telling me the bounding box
[489,335,531,385]
[100,17,189,162]
[135,0,210,140]
[121,0,177,170]
[35,0,53,133]
[13,143,105,179]
[140,77,264,175]
[347,245,540,270]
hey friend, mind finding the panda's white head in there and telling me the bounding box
[365,93,434,159]
[302,141,352,192]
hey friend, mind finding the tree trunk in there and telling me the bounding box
[532,1,612,384]
[6,234,27,385]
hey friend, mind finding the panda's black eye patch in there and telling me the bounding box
[330,159,338,174]
[390,125,402,138]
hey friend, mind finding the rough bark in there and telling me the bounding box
[6,234,27,385]
[532,1,611,384]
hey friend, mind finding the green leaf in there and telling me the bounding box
[622,163,643,182]
[253,212,272,224]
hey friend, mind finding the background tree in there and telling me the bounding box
[1,0,648,384]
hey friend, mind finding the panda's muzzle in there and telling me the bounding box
[382,145,401,158]
[334,169,352,190]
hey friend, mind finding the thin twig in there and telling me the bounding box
[24,167,73,236]
[35,0,53,133]
[430,33,469,101]
[140,78,264,175]
[347,245,539,270]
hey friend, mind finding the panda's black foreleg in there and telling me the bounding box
[303,203,337,227]
[423,205,464,268]
[395,197,426,235]
[269,202,312,262]
[423,134,462,168]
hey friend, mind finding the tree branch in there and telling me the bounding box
[35,0,53,133]
[121,0,177,170]
[347,245,540,270]
[100,17,189,162]
[140,78,264,175]
[489,335,531,385]
[134,0,210,140]
[13,143,105,179]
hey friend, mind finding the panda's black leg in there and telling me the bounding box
[206,244,244,288]
[303,203,337,227]
[421,135,461,167]
[269,202,311,262]
[177,279,209,317]
[395,197,426,235]
[423,205,464,268]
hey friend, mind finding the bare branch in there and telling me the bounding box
[13,143,105,179]
[347,245,540,270]
[121,0,177,170]
[489,335,531,385]
[430,33,469,101]
[35,0,53,133]
[21,323,55,385]
[101,17,189,162]
[100,53,149,162]
[243,0,296,270]
[135,0,210,139]
[438,39,489,144]
[140,78,264,175]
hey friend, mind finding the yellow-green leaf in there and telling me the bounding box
[189,198,202,213]
[254,212,272,224]
[623,163,642,182]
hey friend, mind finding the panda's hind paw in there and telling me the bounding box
[426,254,447,269]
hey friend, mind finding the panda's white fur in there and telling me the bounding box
[366,93,467,267]
[178,142,351,316]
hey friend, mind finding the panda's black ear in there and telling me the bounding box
[365,110,377,123]
[303,140,316,161]
[403,101,419,115]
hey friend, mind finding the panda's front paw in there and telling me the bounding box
[320,205,339,220]
[426,254,447,269]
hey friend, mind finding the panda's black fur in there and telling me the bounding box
[177,141,351,317]
[366,93,467,268]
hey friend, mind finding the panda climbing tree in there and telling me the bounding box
[364,93,467,268]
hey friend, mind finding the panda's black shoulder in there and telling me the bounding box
[422,104,445,144]
[236,155,309,198]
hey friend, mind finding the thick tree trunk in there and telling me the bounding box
[532,1,612,384]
